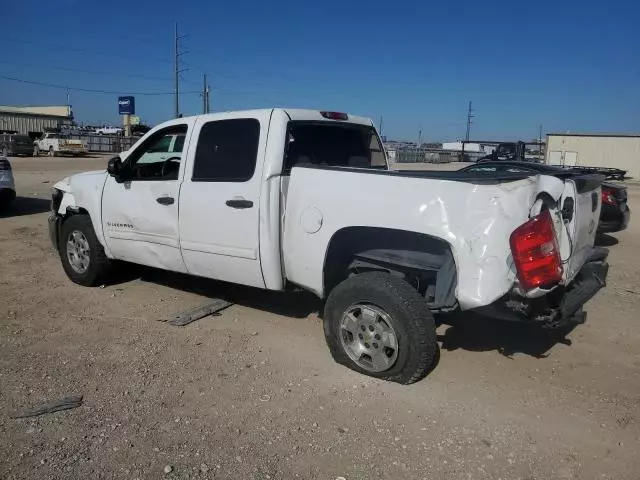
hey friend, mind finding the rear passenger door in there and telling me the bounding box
[179,112,271,288]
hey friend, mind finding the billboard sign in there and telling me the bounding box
[118,96,135,115]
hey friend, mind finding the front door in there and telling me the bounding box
[178,112,271,288]
[101,123,191,272]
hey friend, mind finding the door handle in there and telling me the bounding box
[156,196,175,205]
[226,199,253,209]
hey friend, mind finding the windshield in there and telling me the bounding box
[284,122,386,173]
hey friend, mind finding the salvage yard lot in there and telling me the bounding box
[1,156,639,479]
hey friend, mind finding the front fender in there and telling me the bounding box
[52,171,111,256]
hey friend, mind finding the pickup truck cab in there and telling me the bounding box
[48,109,609,384]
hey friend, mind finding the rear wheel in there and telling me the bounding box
[323,272,438,384]
[59,215,112,286]
[48,146,56,157]
[33,145,40,156]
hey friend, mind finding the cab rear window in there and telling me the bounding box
[284,122,385,173]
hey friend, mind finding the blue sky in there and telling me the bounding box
[1,0,638,141]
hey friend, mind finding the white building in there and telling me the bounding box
[546,133,640,179]
[0,105,73,137]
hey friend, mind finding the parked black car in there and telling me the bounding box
[0,133,34,157]
[459,161,630,234]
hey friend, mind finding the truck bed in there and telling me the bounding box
[302,163,577,183]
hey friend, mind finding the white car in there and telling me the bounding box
[47,109,609,384]
[0,156,16,209]
[94,126,122,135]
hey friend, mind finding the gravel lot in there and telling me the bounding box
[1,155,639,479]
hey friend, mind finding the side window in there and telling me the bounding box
[369,133,386,166]
[126,125,187,180]
[192,119,260,182]
[172,134,186,153]
[146,136,171,154]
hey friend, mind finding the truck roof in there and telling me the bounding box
[176,108,374,127]
[282,108,373,126]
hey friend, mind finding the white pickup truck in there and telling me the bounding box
[48,109,609,384]
[34,132,87,157]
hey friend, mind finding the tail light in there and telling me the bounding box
[601,188,617,205]
[509,209,563,290]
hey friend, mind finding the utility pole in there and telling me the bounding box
[202,73,207,114]
[378,115,383,137]
[465,101,474,142]
[174,23,187,118]
[538,124,543,162]
[417,126,422,148]
[462,101,474,162]
[206,81,211,114]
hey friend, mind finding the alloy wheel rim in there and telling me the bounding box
[66,230,90,274]
[339,303,399,372]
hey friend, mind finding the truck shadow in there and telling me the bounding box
[134,267,322,319]
[112,266,575,359]
[436,313,576,359]
[0,197,51,218]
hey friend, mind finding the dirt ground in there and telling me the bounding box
[1,155,639,480]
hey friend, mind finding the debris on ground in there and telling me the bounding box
[13,395,83,419]
[162,299,233,326]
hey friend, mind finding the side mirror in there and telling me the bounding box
[107,156,123,178]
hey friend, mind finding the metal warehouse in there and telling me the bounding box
[546,133,640,179]
[0,105,73,138]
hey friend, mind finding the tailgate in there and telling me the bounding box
[560,174,605,282]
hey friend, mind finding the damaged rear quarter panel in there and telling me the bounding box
[284,167,561,310]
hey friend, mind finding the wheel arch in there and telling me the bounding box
[55,187,110,257]
[322,226,458,310]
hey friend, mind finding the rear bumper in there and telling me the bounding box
[0,187,16,205]
[58,149,87,155]
[475,247,609,329]
[598,206,630,233]
[5,146,33,156]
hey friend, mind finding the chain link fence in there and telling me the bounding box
[67,134,139,153]
[387,148,477,164]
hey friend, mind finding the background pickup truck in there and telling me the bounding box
[48,109,609,384]
[34,133,87,157]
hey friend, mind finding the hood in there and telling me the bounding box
[53,169,106,193]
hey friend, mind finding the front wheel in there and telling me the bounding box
[323,272,438,384]
[33,145,40,156]
[59,215,112,286]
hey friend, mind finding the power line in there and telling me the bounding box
[0,75,200,96]
[0,37,175,66]
[0,59,173,82]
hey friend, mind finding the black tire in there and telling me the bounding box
[48,147,56,157]
[323,272,438,385]
[59,214,112,286]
